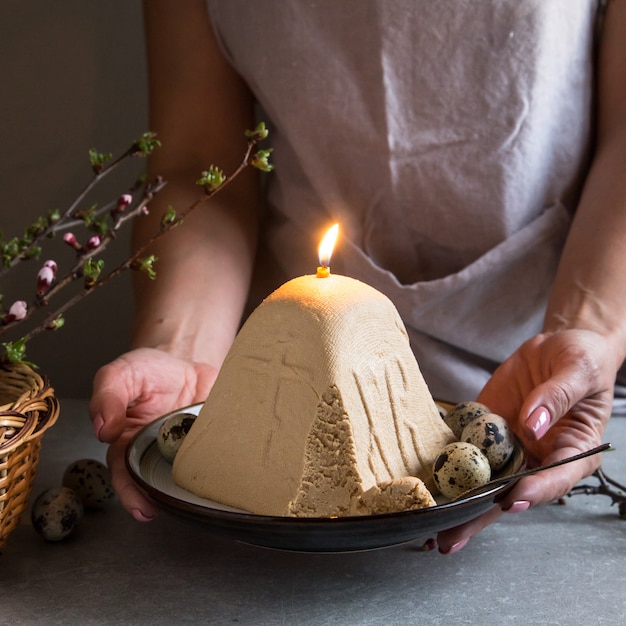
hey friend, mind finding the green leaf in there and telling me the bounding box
[132,255,158,280]
[83,258,104,288]
[24,216,48,240]
[132,132,161,157]
[47,315,65,331]
[196,165,226,191]
[90,215,109,237]
[250,148,274,173]
[48,208,61,224]
[89,148,113,173]
[74,204,97,224]
[23,245,42,260]
[160,205,178,229]
[245,122,269,141]
[2,338,37,367]
[2,238,20,267]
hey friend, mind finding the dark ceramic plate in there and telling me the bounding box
[126,404,526,553]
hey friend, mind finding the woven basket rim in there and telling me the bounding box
[0,362,60,454]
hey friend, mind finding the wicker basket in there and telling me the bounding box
[0,362,60,551]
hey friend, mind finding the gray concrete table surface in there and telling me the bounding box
[1,399,625,626]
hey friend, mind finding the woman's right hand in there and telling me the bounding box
[89,348,219,521]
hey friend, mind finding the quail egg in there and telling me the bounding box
[432,441,491,499]
[443,401,491,438]
[157,412,197,463]
[461,413,515,472]
[62,459,114,510]
[31,487,84,541]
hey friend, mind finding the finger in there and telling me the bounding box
[519,336,610,440]
[436,447,602,555]
[107,438,159,521]
[436,504,504,554]
[498,448,602,508]
[89,359,136,442]
[520,374,594,441]
[477,374,520,423]
[436,476,556,555]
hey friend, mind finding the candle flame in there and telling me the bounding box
[318,223,339,268]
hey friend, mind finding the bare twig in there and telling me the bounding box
[562,466,626,518]
[0,134,159,278]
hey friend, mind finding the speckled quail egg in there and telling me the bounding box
[461,413,515,472]
[157,412,197,463]
[31,487,84,541]
[432,442,492,499]
[443,401,491,438]
[62,458,114,510]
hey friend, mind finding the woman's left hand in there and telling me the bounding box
[436,328,616,554]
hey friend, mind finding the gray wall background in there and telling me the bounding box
[1,1,148,397]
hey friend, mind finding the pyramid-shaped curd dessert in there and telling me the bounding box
[173,274,455,517]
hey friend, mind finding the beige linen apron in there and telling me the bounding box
[207,0,606,402]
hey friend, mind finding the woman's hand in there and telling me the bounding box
[90,1,259,523]
[436,329,615,554]
[434,0,626,555]
[89,348,219,521]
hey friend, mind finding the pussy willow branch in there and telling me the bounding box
[7,133,262,348]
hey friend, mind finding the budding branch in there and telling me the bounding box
[0,125,272,363]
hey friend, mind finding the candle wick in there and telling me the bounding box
[316,264,331,278]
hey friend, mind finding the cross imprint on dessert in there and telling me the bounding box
[240,337,316,460]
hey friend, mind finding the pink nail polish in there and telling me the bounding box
[440,538,469,555]
[132,508,155,522]
[503,500,531,514]
[527,406,551,440]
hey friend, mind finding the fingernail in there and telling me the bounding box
[93,414,105,441]
[131,508,155,522]
[527,406,551,440]
[439,538,469,555]
[503,500,531,514]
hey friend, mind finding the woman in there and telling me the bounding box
[90,0,626,554]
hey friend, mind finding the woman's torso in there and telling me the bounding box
[207,0,600,400]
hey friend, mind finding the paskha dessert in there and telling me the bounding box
[173,274,455,517]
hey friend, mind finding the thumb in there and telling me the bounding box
[106,435,159,521]
[89,359,136,442]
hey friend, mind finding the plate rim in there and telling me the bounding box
[125,403,525,551]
